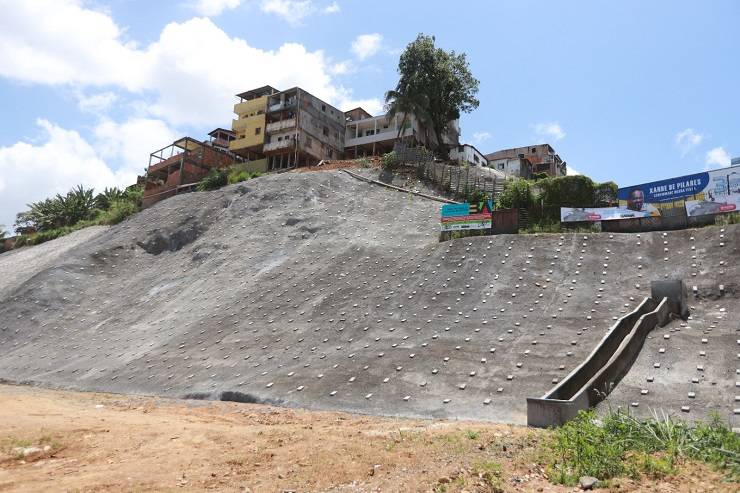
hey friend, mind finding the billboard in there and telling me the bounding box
[440,200,493,231]
[685,166,740,216]
[561,207,652,223]
[617,165,740,217]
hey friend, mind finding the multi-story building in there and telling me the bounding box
[488,157,533,179]
[344,107,460,158]
[142,132,245,208]
[449,143,487,167]
[230,86,345,171]
[207,128,236,150]
[485,144,566,177]
[732,156,740,166]
[229,85,277,173]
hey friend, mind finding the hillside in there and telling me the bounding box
[0,170,737,425]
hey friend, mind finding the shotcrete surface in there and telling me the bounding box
[0,171,737,425]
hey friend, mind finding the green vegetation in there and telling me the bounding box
[381,151,398,170]
[543,409,740,486]
[497,179,533,210]
[472,460,504,492]
[197,169,228,191]
[11,184,143,248]
[227,168,262,184]
[386,33,479,155]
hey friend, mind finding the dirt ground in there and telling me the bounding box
[0,385,733,493]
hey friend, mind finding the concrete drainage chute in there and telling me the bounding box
[527,280,688,428]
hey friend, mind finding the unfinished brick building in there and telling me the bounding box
[142,133,244,208]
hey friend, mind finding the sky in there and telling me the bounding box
[0,0,738,232]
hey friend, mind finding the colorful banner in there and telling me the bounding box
[685,166,740,216]
[441,200,493,231]
[561,207,653,222]
[618,165,740,217]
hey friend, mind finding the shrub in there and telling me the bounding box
[497,179,533,209]
[98,199,139,225]
[197,169,228,191]
[538,175,596,208]
[544,409,740,485]
[228,169,251,184]
[381,151,398,170]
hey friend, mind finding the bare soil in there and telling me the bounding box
[0,385,732,493]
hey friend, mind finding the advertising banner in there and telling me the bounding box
[618,165,740,217]
[440,200,493,231]
[685,166,740,216]
[561,207,652,223]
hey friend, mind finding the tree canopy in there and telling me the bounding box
[385,34,479,155]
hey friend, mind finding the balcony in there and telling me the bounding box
[263,139,294,152]
[234,95,267,117]
[345,127,410,147]
[268,99,296,113]
[266,118,296,133]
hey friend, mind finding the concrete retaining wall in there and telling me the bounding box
[527,281,686,427]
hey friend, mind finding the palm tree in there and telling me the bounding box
[384,89,432,142]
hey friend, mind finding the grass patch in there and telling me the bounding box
[2,434,63,460]
[472,460,504,492]
[465,430,480,440]
[543,409,740,486]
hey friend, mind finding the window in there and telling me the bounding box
[530,148,536,154]
[277,136,282,141]
[328,149,334,158]
[255,127,261,135]
[321,104,326,112]
[498,163,504,170]
[323,126,329,136]
[306,137,312,148]
[474,155,480,163]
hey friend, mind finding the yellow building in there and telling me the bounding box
[229,85,278,172]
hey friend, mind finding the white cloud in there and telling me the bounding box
[323,1,340,13]
[192,0,242,16]
[337,95,383,115]
[532,122,566,142]
[329,60,355,76]
[93,118,180,178]
[0,119,136,232]
[675,128,703,157]
[351,33,383,60]
[472,131,491,143]
[705,146,731,168]
[566,166,580,176]
[77,91,119,113]
[260,0,315,25]
[0,1,375,128]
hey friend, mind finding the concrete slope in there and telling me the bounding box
[0,170,737,425]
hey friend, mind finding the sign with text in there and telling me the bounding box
[561,207,653,222]
[617,165,740,218]
[440,200,493,231]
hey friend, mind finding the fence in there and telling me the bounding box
[393,143,507,202]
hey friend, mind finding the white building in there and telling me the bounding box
[449,144,487,167]
[343,107,460,158]
[488,157,533,179]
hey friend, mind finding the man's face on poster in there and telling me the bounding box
[628,190,644,211]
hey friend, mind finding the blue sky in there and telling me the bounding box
[0,0,738,231]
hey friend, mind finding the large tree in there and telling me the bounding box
[385,34,480,155]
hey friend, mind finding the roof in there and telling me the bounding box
[485,143,554,159]
[208,128,235,137]
[344,107,374,121]
[235,85,280,100]
[456,143,486,158]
